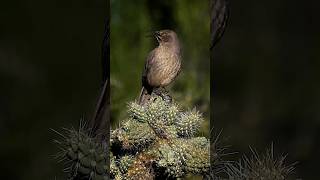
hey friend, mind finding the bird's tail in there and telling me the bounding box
[138,87,151,105]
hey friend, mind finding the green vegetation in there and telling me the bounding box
[56,93,210,179]
[55,93,294,179]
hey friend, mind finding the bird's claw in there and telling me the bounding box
[153,88,172,103]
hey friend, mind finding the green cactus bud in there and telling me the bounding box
[110,154,121,179]
[118,155,135,174]
[163,103,180,125]
[113,119,156,150]
[55,128,108,179]
[175,109,203,137]
[127,102,148,122]
[154,139,185,177]
[176,137,210,174]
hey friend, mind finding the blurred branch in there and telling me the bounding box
[89,17,110,141]
[211,0,229,49]
[102,18,110,83]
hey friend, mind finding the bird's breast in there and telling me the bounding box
[147,48,181,87]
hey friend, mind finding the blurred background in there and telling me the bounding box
[214,1,320,179]
[0,0,106,179]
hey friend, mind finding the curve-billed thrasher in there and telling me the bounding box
[139,29,181,105]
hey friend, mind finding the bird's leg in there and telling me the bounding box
[153,87,172,103]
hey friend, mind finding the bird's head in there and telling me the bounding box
[154,30,179,46]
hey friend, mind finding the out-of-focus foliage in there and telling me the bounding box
[110,0,210,138]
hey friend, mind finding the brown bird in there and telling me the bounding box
[139,29,181,105]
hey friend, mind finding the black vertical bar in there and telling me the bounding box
[210,0,215,174]
[89,0,110,177]
[210,0,229,175]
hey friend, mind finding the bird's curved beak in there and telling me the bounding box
[154,31,161,42]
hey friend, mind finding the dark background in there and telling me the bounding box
[0,0,106,179]
[214,1,320,179]
[0,0,319,179]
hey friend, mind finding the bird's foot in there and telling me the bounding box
[153,88,172,103]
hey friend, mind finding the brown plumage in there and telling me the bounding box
[139,30,181,105]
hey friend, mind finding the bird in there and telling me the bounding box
[138,29,181,105]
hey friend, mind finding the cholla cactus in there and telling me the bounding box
[111,95,210,179]
[55,93,212,179]
[54,127,109,180]
[55,93,296,179]
[225,146,296,180]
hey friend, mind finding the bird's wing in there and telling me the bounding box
[142,49,156,86]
